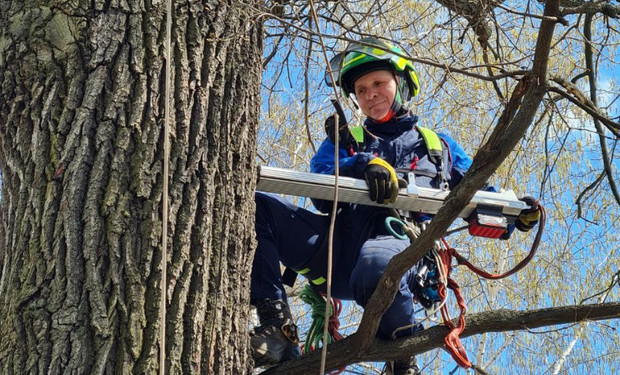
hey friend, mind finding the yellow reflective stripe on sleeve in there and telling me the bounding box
[297,268,311,275]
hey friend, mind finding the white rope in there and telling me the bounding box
[160,0,172,373]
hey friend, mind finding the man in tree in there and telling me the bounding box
[250,38,541,374]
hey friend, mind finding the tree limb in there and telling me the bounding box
[433,0,496,49]
[560,2,620,18]
[496,2,568,25]
[575,171,605,222]
[261,10,529,82]
[262,302,620,374]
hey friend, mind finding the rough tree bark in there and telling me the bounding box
[0,1,262,374]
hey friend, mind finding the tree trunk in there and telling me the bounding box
[0,1,262,374]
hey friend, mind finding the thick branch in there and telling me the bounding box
[560,2,620,17]
[350,0,562,355]
[548,86,620,138]
[262,302,620,374]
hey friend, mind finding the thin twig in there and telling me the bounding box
[496,2,568,25]
[303,18,317,154]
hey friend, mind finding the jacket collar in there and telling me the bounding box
[365,110,418,135]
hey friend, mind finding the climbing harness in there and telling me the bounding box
[338,122,451,191]
[384,200,546,369]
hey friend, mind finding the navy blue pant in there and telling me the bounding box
[251,192,422,339]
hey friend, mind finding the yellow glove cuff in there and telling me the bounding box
[520,210,541,223]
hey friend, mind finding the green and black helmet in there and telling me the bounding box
[325,37,420,101]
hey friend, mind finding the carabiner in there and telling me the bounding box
[385,216,409,240]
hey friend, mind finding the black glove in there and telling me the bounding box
[364,158,402,204]
[324,113,355,149]
[516,196,541,232]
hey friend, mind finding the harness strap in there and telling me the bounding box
[415,125,450,188]
[350,125,365,144]
[415,125,443,164]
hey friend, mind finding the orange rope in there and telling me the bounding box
[454,203,546,280]
[327,297,345,341]
[435,203,546,368]
[437,243,471,368]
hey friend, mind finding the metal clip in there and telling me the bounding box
[407,172,419,198]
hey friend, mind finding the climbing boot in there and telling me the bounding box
[251,299,301,367]
[388,356,421,375]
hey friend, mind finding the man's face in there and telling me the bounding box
[353,69,397,121]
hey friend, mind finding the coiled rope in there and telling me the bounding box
[299,285,345,374]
